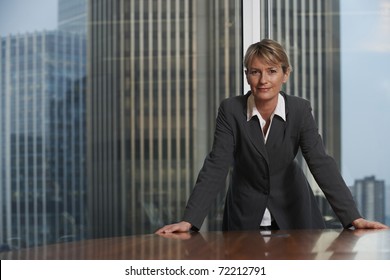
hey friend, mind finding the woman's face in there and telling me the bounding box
[245,56,289,104]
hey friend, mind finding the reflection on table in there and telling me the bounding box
[1,229,389,260]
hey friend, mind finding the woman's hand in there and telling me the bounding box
[352,218,389,229]
[155,221,192,234]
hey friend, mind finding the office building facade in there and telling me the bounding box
[352,176,386,223]
[87,0,243,237]
[0,31,86,247]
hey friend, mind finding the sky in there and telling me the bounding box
[0,0,57,35]
[0,0,389,187]
[340,0,390,186]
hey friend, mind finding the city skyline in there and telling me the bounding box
[1,0,87,246]
[0,0,390,238]
[1,0,389,187]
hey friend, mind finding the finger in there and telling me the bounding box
[164,224,181,233]
[155,225,172,234]
[374,222,389,229]
[156,224,179,234]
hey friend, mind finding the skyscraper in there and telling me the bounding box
[0,0,87,248]
[87,0,242,237]
[0,30,86,247]
[352,176,386,223]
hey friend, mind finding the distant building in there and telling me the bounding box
[87,0,243,236]
[351,176,386,223]
[0,30,86,247]
[0,0,87,247]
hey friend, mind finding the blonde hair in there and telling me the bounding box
[243,39,291,74]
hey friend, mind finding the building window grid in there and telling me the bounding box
[1,29,86,247]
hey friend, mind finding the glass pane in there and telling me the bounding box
[1,0,389,252]
[0,0,242,248]
[1,0,87,249]
[341,0,389,224]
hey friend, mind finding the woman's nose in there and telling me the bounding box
[259,73,268,84]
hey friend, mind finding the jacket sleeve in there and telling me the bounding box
[182,99,235,230]
[298,100,362,228]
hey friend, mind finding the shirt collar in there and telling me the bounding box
[247,93,286,122]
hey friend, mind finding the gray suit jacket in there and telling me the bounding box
[183,92,361,230]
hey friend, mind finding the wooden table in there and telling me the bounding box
[1,229,389,260]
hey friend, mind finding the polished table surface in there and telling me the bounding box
[1,229,390,260]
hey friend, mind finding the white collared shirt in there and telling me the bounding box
[246,93,286,226]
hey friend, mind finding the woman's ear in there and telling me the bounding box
[283,68,291,83]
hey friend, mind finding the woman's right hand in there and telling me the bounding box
[155,221,192,234]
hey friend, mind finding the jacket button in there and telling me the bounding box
[263,190,269,195]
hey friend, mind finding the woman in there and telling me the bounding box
[156,39,388,233]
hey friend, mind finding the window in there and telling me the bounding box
[0,0,389,249]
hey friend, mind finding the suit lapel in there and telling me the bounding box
[266,115,286,149]
[267,92,288,149]
[241,91,289,167]
[241,92,269,162]
[245,117,269,162]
